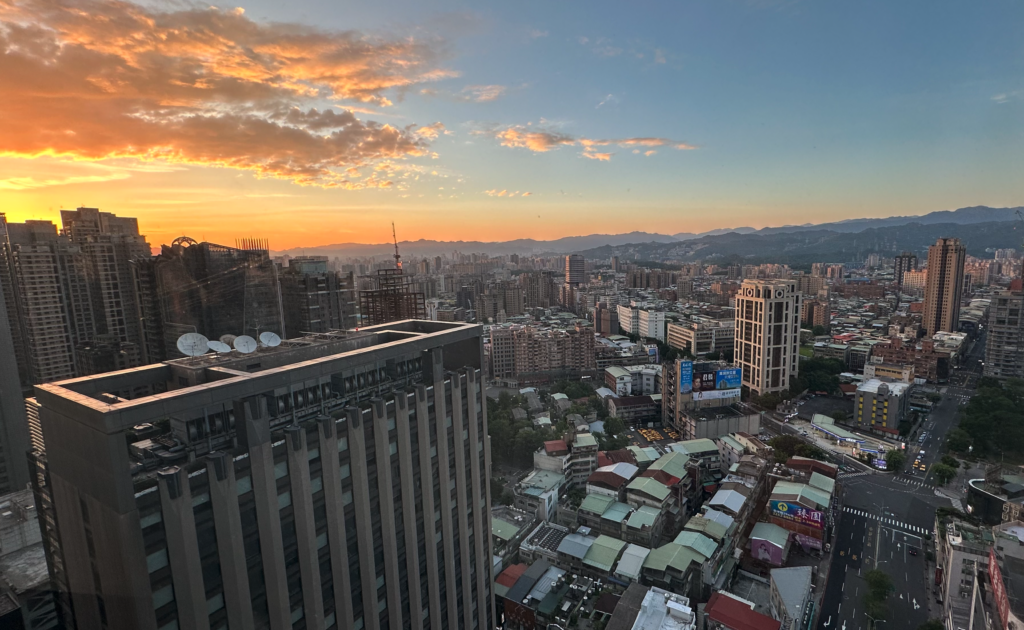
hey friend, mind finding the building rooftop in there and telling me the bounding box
[809,472,836,494]
[580,493,617,516]
[602,502,635,525]
[683,514,729,542]
[705,591,781,630]
[771,480,832,510]
[672,530,718,560]
[522,522,570,554]
[518,470,566,497]
[708,488,747,515]
[574,433,599,449]
[627,477,671,502]
[614,544,652,582]
[857,378,910,395]
[491,517,521,542]
[750,522,791,549]
[810,414,864,442]
[584,535,628,572]
[646,451,691,480]
[642,542,703,574]
[627,506,661,531]
[671,438,719,455]
[0,543,50,594]
[770,566,813,624]
[557,533,596,560]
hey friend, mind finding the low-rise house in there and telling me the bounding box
[704,591,781,630]
[514,470,567,521]
[769,566,814,630]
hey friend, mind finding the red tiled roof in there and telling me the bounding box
[705,592,781,630]
[587,470,630,490]
[598,449,638,467]
[839,384,857,394]
[496,563,528,588]
[544,440,568,455]
[640,470,679,487]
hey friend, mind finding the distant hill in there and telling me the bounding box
[270,205,1024,259]
[574,220,1024,264]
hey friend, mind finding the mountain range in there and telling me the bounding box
[272,205,1024,260]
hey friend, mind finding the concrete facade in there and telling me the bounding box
[734,280,802,396]
[29,320,494,630]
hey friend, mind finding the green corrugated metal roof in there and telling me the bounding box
[583,535,627,572]
[580,493,616,515]
[672,530,718,559]
[574,433,598,448]
[641,542,702,574]
[683,515,728,541]
[809,472,835,494]
[648,451,690,479]
[673,438,718,455]
[771,480,831,509]
[602,502,634,524]
[626,477,671,501]
[751,522,791,548]
[627,505,660,530]
[628,445,654,464]
[492,518,520,542]
[719,435,745,454]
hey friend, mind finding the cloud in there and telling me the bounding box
[484,189,532,198]
[528,29,548,39]
[0,0,457,187]
[481,124,696,161]
[0,172,131,190]
[596,94,619,109]
[521,192,532,196]
[461,85,506,102]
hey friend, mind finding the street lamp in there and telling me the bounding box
[864,612,887,630]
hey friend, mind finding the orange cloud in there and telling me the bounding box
[485,125,696,160]
[0,0,455,186]
[461,85,506,102]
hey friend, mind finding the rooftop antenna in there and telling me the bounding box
[392,221,402,269]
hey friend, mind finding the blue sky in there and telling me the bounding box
[1,0,1022,246]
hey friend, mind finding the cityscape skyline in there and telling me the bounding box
[2,0,1023,249]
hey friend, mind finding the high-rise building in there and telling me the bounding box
[734,279,802,396]
[894,252,918,289]
[29,320,494,630]
[593,302,619,336]
[519,271,557,308]
[280,263,358,334]
[922,238,966,336]
[801,299,829,329]
[0,280,30,494]
[131,237,285,361]
[0,209,146,386]
[360,268,426,326]
[984,292,1024,380]
[564,254,585,286]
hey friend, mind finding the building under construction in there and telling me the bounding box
[358,225,426,325]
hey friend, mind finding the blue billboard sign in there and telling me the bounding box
[679,361,693,394]
[715,368,741,390]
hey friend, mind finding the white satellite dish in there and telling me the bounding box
[234,335,258,354]
[176,333,209,357]
[208,340,232,353]
[259,331,282,347]
[219,334,237,346]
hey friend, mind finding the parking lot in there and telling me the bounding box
[793,395,854,422]
[624,425,679,449]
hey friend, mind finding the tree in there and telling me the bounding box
[603,416,626,437]
[754,392,783,410]
[812,325,826,336]
[917,620,945,630]
[946,427,973,454]
[933,463,957,486]
[926,392,943,403]
[863,569,892,623]
[941,455,960,469]
[721,346,735,363]
[490,478,506,501]
[832,410,848,423]
[885,449,906,472]
[957,378,1024,458]
[566,487,586,509]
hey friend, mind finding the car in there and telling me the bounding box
[908,546,919,556]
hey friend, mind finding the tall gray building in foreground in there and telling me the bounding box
[0,279,30,494]
[30,320,494,630]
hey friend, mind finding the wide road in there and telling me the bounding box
[817,474,947,630]
[893,329,984,489]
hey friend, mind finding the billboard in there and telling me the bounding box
[769,500,825,530]
[990,548,1010,630]
[715,368,741,390]
[693,389,742,401]
[679,361,693,394]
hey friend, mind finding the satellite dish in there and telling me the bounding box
[259,332,282,347]
[208,340,232,353]
[176,333,209,357]
[234,335,257,354]
[219,334,237,346]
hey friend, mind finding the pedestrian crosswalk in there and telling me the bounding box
[838,471,869,479]
[894,476,929,488]
[842,506,930,535]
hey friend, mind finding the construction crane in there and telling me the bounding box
[392,221,402,269]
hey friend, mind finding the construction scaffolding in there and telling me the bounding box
[359,268,426,326]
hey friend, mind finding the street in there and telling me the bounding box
[815,330,985,630]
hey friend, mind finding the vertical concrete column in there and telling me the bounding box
[395,391,424,630]
[204,452,254,630]
[237,397,292,630]
[449,373,473,629]
[317,415,353,629]
[285,425,325,629]
[465,369,493,625]
[371,398,404,629]
[432,374,459,624]
[415,384,442,630]
[157,467,210,630]
[48,476,104,630]
[346,406,379,630]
